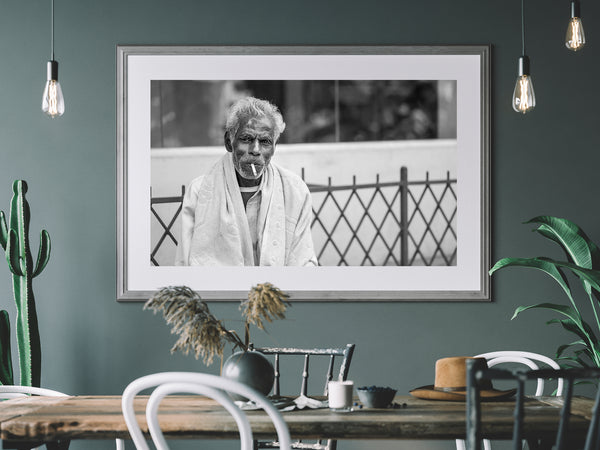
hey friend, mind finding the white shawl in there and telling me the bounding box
[175,154,318,266]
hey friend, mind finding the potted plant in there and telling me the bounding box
[490,216,600,369]
[144,283,290,395]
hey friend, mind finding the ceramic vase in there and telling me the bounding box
[222,350,274,400]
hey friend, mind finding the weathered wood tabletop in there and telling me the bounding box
[0,394,594,445]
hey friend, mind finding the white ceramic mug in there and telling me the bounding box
[328,380,354,411]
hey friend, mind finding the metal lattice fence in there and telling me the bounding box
[150,167,457,266]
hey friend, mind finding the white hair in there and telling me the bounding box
[225,97,286,142]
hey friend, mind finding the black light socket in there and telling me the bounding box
[47,60,59,81]
[571,0,581,18]
[518,55,530,76]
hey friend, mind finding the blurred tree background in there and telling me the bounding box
[151,80,456,148]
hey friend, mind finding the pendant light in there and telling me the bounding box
[41,0,65,118]
[565,0,586,51]
[512,0,536,114]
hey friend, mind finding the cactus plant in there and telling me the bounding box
[0,180,51,387]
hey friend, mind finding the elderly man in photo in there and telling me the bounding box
[174,96,318,266]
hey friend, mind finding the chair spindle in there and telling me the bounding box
[301,355,310,397]
[273,354,280,397]
[325,355,335,394]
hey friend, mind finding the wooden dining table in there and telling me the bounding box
[0,394,595,449]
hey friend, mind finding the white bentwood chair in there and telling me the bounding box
[0,385,69,400]
[456,351,564,450]
[121,372,291,450]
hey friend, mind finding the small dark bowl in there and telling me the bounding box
[357,386,397,408]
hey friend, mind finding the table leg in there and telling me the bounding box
[2,441,42,450]
[45,441,70,450]
[526,438,555,450]
[1,441,70,450]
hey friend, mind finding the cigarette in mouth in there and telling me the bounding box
[251,164,257,176]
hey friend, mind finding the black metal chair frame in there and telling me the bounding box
[466,359,600,450]
[253,344,356,450]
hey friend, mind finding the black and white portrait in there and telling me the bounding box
[150,79,457,268]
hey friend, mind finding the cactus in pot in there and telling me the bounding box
[0,180,51,387]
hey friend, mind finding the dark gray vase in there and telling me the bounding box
[222,350,274,400]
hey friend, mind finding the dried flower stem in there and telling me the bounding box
[144,286,245,365]
[241,282,291,331]
[145,283,290,366]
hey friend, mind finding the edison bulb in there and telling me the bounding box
[512,56,535,114]
[565,16,585,51]
[42,80,65,118]
[512,75,536,114]
[41,60,65,118]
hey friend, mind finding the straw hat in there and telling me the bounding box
[409,356,517,401]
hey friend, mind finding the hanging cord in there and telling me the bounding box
[520,0,526,56]
[51,0,54,60]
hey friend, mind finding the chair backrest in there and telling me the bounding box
[254,344,355,397]
[0,385,69,400]
[475,351,564,396]
[465,360,600,450]
[253,344,354,450]
[121,371,291,450]
[456,351,565,450]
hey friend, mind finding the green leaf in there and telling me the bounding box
[526,216,600,270]
[512,303,581,323]
[513,304,600,366]
[548,318,600,366]
[547,317,597,348]
[556,355,580,362]
[556,351,592,368]
[527,217,600,323]
[559,361,583,369]
[556,340,587,359]
[540,258,600,298]
[576,381,599,388]
[491,258,576,310]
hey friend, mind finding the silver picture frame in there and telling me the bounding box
[117,45,490,302]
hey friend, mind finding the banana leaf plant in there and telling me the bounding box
[489,216,600,369]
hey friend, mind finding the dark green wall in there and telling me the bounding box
[1,1,598,449]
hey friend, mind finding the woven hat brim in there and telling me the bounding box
[409,385,517,402]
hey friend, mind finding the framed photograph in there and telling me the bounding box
[117,45,490,302]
